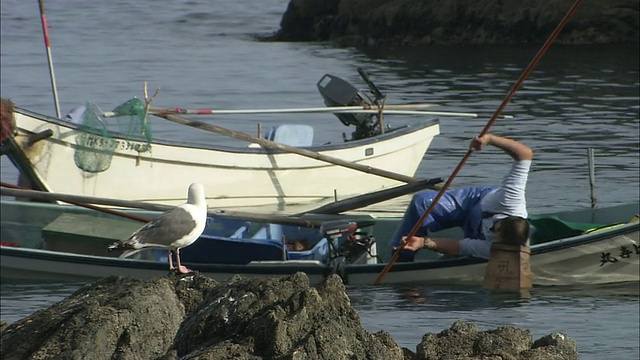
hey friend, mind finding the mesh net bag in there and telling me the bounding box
[110,97,152,146]
[73,98,152,173]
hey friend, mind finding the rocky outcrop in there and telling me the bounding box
[1,272,578,359]
[269,0,639,46]
[1,98,16,143]
[415,321,578,360]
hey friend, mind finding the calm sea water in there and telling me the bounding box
[1,0,638,358]
[1,280,638,359]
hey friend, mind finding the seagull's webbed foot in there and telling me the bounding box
[173,250,191,274]
[177,265,191,274]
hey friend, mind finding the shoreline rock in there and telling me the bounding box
[0,272,578,359]
[268,0,639,47]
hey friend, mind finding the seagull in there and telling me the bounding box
[108,182,207,274]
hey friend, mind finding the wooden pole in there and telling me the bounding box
[306,177,444,215]
[588,148,597,208]
[154,112,440,187]
[374,0,584,285]
[0,183,325,228]
[1,181,150,223]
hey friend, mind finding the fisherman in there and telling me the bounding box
[390,133,533,261]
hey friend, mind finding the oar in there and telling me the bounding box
[304,177,445,215]
[373,0,584,285]
[1,182,150,223]
[154,112,439,187]
[0,183,327,228]
[1,180,445,228]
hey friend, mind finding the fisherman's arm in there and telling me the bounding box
[471,134,533,161]
[401,235,460,257]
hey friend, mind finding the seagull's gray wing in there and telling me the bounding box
[129,207,197,247]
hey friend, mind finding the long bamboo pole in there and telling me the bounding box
[373,0,584,285]
[104,105,515,119]
[1,181,150,223]
[154,112,441,188]
[37,0,61,118]
[305,177,444,215]
[0,183,326,227]
[145,108,480,117]
[145,104,438,115]
[103,104,450,117]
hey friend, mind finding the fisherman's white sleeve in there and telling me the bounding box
[460,160,532,258]
[482,160,531,219]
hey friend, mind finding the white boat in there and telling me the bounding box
[2,74,440,212]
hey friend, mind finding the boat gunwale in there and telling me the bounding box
[0,246,333,276]
[344,222,640,274]
[2,199,637,282]
[14,106,441,154]
[5,223,635,276]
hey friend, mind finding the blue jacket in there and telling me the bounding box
[389,186,498,248]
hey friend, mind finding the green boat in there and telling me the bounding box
[1,194,638,286]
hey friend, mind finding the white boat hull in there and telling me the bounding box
[9,107,440,211]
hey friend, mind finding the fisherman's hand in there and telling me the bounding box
[469,134,493,151]
[401,236,427,251]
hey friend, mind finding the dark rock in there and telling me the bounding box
[0,273,216,360]
[0,272,580,360]
[272,0,340,41]
[173,272,403,359]
[521,333,579,360]
[1,98,16,143]
[269,0,639,46]
[415,320,578,360]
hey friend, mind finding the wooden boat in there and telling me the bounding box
[1,196,637,286]
[1,73,440,212]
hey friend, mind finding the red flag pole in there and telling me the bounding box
[38,0,61,118]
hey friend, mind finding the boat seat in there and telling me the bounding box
[179,235,287,264]
[264,124,314,147]
[202,218,250,238]
[229,225,249,239]
[251,223,283,241]
[177,230,333,265]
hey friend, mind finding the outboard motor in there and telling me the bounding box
[319,220,359,241]
[320,220,377,267]
[317,70,383,141]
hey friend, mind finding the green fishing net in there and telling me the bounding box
[73,98,152,173]
[111,97,153,144]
